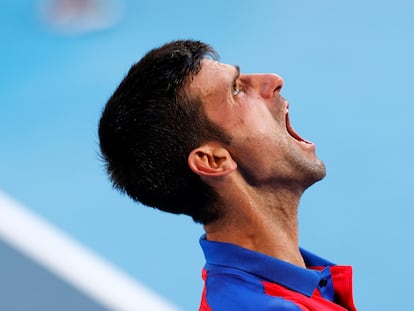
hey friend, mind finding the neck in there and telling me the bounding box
[204,185,306,267]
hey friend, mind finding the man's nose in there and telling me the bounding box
[247,74,284,99]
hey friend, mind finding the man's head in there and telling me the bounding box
[98,40,231,224]
[99,39,326,225]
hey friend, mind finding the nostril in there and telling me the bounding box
[274,85,282,93]
[272,74,284,93]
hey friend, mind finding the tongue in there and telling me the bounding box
[285,114,311,144]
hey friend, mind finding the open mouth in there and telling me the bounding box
[285,112,311,144]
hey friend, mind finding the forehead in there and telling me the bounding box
[189,59,236,98]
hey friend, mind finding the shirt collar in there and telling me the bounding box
[199,234,335,297]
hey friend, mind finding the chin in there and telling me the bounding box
[302,160,326,189]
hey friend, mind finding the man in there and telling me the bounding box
[98,40,357,310]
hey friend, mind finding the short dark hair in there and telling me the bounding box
[98,40,231,224]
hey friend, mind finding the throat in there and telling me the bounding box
[204,188,304,266]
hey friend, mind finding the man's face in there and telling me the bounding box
[189,59,326,189]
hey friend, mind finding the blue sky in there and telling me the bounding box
[1,1,413,310]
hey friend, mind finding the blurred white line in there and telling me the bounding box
[0,190,181,311]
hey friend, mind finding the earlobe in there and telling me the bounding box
[188,144,237,177]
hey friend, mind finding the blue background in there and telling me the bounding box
[1,1,413,310]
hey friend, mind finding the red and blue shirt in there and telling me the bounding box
[199,236,357,311]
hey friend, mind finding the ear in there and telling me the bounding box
[188,143,237,177]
